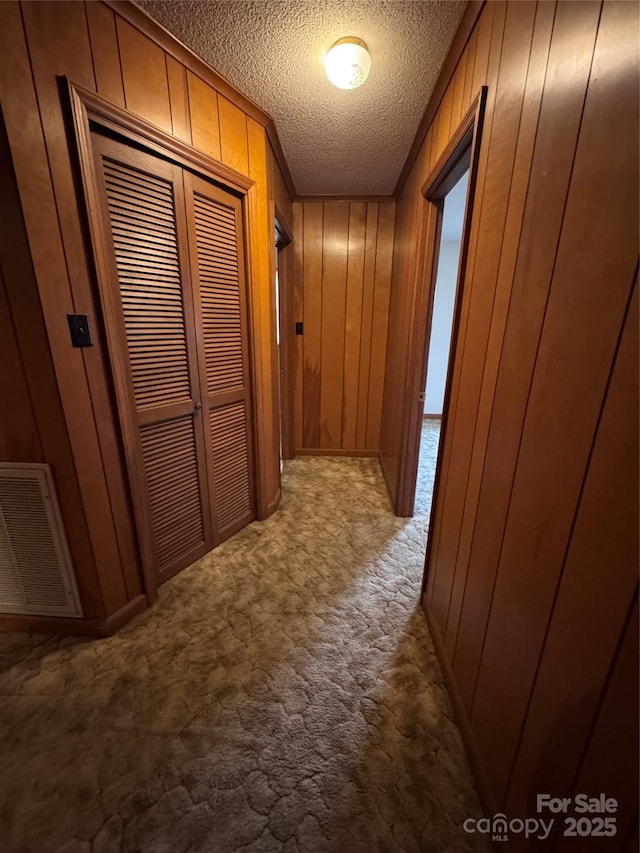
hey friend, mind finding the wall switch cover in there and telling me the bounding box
[67,314,93,348]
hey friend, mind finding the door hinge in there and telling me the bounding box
[418,391,425,402]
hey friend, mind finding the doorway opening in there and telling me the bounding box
[274,216,294,466]
[393,87,487,522]
[416,170,469,514]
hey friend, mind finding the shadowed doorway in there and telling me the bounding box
[416,170,469,513]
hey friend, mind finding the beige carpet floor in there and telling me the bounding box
[0,421,488,853]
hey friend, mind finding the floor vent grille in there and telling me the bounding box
[0,464,82,617]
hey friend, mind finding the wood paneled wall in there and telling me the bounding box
[0,119,113,620]
[381,0,639,837]
[291,199,396,454]
[0,0,292,631]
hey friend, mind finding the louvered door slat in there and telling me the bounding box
[209,402,252,532]
[93,135,212,585]
[192,193,244,396]
[186,175,255,541]
[139,418,204,572]
[103,159,191,413]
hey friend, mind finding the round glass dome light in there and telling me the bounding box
[324,37,371,90]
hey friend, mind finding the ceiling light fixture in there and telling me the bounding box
[324,37,371,90]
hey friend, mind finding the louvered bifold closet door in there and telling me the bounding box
[184,174,255,542]
[91,136,213,583]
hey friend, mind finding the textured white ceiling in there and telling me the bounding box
[136,0,465,195]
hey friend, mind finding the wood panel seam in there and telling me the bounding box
[443,1,544,641]
[104,0,296,197]
[450,0,559,664]
[501,268,639,804]
[16,1,106,596]
[568,587,639,804]
[467,0,606,717]
[82,1,99,92]
[426,1,506,601]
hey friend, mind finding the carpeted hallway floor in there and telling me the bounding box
[0,420,488,853]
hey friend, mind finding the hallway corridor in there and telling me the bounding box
[0,455,485,853]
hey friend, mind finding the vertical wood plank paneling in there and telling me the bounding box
[471,0,638,802]
[506,283,638,823]
[218,95,249,175]
[320,203,349,448]
[268,142,293,232]
[85,1,125,107]
[379,161,423,485]
[0,269,42,462]
[356,203,379,449]
[427,110,442,175]
[461,27,478,109]
[187,71,221,161]
[381,0,638,825]
[116,17,172,132]
[166,55,191,143]
[471,1,494,96]
[20,0,135,613]
[555,596,639,850]
[0,1,106,616]
[449,51,468,133]
[0,108,109,617]
[294,199,394,453]
[302,202,323,448]
[444,0,557,654]
[291,202,304,450]
[342,202,367,449]
[365,202,395,450]
[425,0,506,606]
[417,125,434,189]
[451,0,602,711]
[434,84,455,164]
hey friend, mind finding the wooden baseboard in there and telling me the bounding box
[294,448,379,458]
[422,598,497,819]
[0,594,148,638]
[294,194,394,204]
[423,413,443,420]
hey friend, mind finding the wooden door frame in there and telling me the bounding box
[395,88,488,521]
[63,78,259,603]
[274,211,295,460]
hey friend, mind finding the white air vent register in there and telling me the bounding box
[0,463,82,617]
